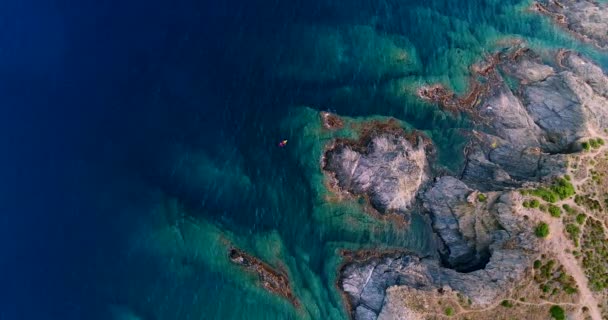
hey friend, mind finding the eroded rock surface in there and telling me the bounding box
[534,0,608,49]
[422,176,497,271]
[340,192,535,320]
[422,48,608,190]
[338,46,608,320]
[323,122,430,214]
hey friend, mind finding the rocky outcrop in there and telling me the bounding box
[422,176,497,271]
[340,192,536,320]
[337,47,607,320]
[421,47,608,190]
[320,111,344,130]
[323,120,430,214]
[533,0,608,50]
[228,247,299,307]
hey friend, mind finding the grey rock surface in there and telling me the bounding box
[324,134,428,213]
[536,0,608,49]
[338,48,607,320]
[340,192,534,320]
[422,176,496,271]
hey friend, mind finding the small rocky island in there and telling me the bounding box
[228,247,299,307]
[323,120,431,217]
[332,45,608,320]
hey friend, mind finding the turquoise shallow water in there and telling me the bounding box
[44,0,608,319]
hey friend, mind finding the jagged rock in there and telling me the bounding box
[339,192,535,320]
[478,84,543,148]
[460,48,608,189]
[422,176,497,271]
[561,51,608,97]
[522,73,588,151]
[501,57,555,83]
[534,0,608,49]
[337,47,607,320]
[324,128,429,214]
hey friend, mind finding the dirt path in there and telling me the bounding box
[552,226,601,320]
[526,143,607,320]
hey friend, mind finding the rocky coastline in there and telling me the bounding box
[533,0,608,50]
[333,45,608,319]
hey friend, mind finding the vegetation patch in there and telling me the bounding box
[535,222,550,238]
[580,218,608,291]
[548,205,561,218]
[574,195,601,211]
[575,213,586,225]
[500,300,513,308]
[549,305,565,320]
[444,307,454,316]
[533,259,578,297]
[561,204,577,215]
[528,178,575,203]
[564,223,580,247]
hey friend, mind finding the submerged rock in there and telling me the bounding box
[228,247,299,307]
[323,120,430,214]
[320,111,344,130]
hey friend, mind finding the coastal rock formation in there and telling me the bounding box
[323,121,430,214]
[337,46,608,320]
[422,176,497,271]
[340,192,536,320]
[228,247,299,307]
[533,0,608,49]
[320,111,344,130]
[422,47,608,190]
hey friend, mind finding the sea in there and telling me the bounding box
[1,0,607,319]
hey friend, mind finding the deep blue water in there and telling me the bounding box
[2,0,608,319]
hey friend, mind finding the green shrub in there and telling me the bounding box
[576,214,586,224]
[564,286,577,294]
[589,139,600,149]
[565,224,580,244]
[562,204,575,215]
[523,200,530,208]
[582,141,591,151]
[530,188,559,203]
[550,178,575,200]
[534,260,541,268]
[530,199,540,208]
[549,305,565,320]
[444,307,454,316]
[597,138,604,146]
[548,205,561,217]
[575,195,601,211]
[477,193,487,202]
[539,204,548,212]
[500,300,513,308]
[535,222,550,238]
